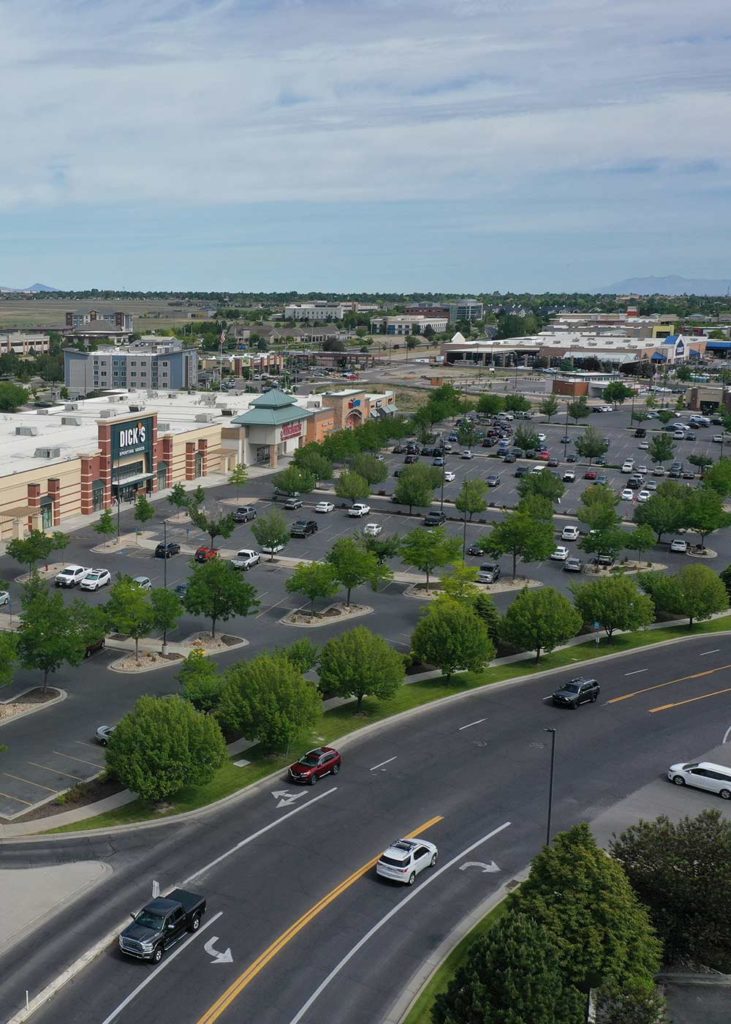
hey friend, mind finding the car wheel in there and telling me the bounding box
[408,872,416,886]
[430,852,437,867]
[720,789,731,801]
[189,913,201,932]
[153,945,164,964]
[331,764,340,775]
[591,695,598,703]
[672,775,685,786]
[309,773,318,785]
[99,739,107,747]
[571,701,578,710]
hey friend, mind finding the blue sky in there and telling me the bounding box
[0,0,729,292]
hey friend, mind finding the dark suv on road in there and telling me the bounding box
[233,506,257,523]
[551,676,600,709]
[424,511,447,526]
[290,519,318,538]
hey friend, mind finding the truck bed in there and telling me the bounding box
[165,888,206,914]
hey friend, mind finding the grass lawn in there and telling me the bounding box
[403,902,507,1024]
[48,614,731,833]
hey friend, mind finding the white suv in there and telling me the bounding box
[376,838,438,885]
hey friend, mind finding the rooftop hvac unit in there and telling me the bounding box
[157,422,171,432]
[36,408,49,415]
[64,402,79,411]
[15,425,38,436]
[99,409,114,418]
[195,412,215,423]
[62,416,82,426]
[221,408,234,417]
[128,404,146,413]
[34,446,61,459]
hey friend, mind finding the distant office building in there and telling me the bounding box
[405,300,484,323]
[65,310,134,331]
[0,331,51,355]
[284,303,346,322]
[369,314,448,335]
[64,339,198,395]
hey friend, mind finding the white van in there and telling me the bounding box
[667,761,731,800]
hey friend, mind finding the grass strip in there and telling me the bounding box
[47,614,731,833]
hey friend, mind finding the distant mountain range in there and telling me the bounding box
[0,283,58,293]
[598,275,731,297]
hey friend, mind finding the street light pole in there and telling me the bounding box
[440,453,447,513]
[544,727,556,847]
[563,405,569,460]
[163,519,168,590]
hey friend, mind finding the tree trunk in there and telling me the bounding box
[425,569,431,592]
[211,614,217,638]
[345,587,352,607]
[42,667,49,695]
[512,551,518,580]
[134,636,140,664]
[535,647,541,663]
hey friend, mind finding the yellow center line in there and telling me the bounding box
[607,663,731,704]
[195,814,444,1024]
[650,686,731,713]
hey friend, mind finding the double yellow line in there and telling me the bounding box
[196,814,444,1024]
[608,663,731,707]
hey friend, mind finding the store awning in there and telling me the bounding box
[112,472,154,488]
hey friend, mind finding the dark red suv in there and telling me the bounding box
[194,546,219,563]
[288,747,341,785]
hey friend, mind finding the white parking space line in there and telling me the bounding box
[458,718,487,731]
[26,761,85,781]
[1,771,57,793]
[699,649,720,657]
[369,756,397,772]
[624,669,647,676]
[100,911,223,1024]
[724,726,731,744]
[255,594,290,619]
[52,750,105,769]
[0,788,32,806]
[287,821,512,1024]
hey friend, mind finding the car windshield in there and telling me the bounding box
[300,753,321,766]
[135,911,165,930]
[562,683,580,693]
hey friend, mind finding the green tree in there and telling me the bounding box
[500,586,582,661]
[0,632,16,690]
[567,398,590,424]
[188,505,236,549]
[440,562,480,603]
[218,653,320,753]
[105,576,156,663]
[228,462,248,494]
[251,509,290,560]
[519,823,662,994]
[648,433,675,466]
[133,492,155,533]
[285,561,340,608]
[17,577,86,691]
[476,393,504,416]
[400,526,462,591]
[433,911,584,1024]
[517,470,565,506]
[189,484,206,508]
[580,526,628,564]
[393,463,442,513]
[513,424,540,452]
[326,537,392,606]
[721,562,731,600]
[688,452,713,478]
[539,395,560,421]
[571,575,654,639]
[611,810,731,970]
[276,638,320,674]
[703,457,731,497]
[0,381,29,411]
[6,529,68,575]
[272,464,316,495]
[184,558,259,637]
[150,587,182,651]
[639,563,728,627]
[334,469,371,504]
[595,985,671,1024]
[349,453,388,486]
[362,533,401,564]
[178,648,222,714]
[167,481,189,511]
[292,446,333,483]
[106,695,226,801]
[455,478,488,522]
[602,381,633,405]
[472,591,501,644]
[318,627,404,711]
[684,486,731,547]
[656,409,674,426]
[578,489,621,535]
[503,394,531,413]
[70,600,107,657]
[629,523,656,565]
[482,512,555,580]
[633,480,689,542]
[411,597,494,681]
[93,508,117,542]
[574,426,609,465]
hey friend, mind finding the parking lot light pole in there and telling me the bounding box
[563,406,570,460]
[440,454,447,513]
[162,519,168,590]
[544,727,557,847]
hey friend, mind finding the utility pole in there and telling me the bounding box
[544,727,556,847]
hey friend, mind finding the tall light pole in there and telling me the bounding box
[544,727,556,847]
[440,452,448,513]
[162,519,169,590]
[562,405,570,460]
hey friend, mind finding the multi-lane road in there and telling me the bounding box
[1,633,730,1024]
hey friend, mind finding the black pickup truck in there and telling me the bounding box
[119,888,206,964]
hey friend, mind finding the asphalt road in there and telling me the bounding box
[2,634,730,1024]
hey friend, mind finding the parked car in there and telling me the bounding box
[0,590,9,607]
[637,489,651,502]
[80,568,111,591]
[645,480,657,491]
[232,506,257,523]
[638,441,649,450]
[467,544,484,557]
[95,725,115,745]
[55,565,87,588]
[583,470,597,480]
[195,546,219,562]
[444,470,456,482]
[288,746,341,784]
[670,538,688,553]
[260,541,285,555]
[284,496,304,510]
[477,563,501,584]
[560,436,572,444]
[547,458,559,467]
[363,522,383,536]
[667,761,731,800]
[566,454,577,463]
[561,525,580,541]
[620,488,634,501]
[314,501,335,513]
[231,548,260,570]
[562,469,576,482]
[712,434,725,443]
[515,466,530,478]
[432,457,445,467]
[376,838,438,885]
[119,889,206,963]
[592,553,615,567]
[424,511,447,527]
[621,460,635,473]
[174,583,188,599]
[486,474,501,487]
[404,453,419,464]
[563,557,583,573]
[551,676,600,709]
[461,450,473,460]
[348,503,371,517]
[133,576,152,590]
[551,546,569,561]
[595,475,608,486]
[290,519,318,538]
[154,542,181,558]
[502,453,516,463]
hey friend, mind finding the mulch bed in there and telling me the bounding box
[7,774,126,823]
[0,686,60,723]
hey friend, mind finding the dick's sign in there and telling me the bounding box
[112,417,153,459]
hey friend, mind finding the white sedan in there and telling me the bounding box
[0,590,9,607]
[376,838,438,885]
[461,450,473,460]
[620,488,634,501]
[637,490,651,502]
[80,568,111,591]
[670,538,688,554]
[550,546,570,561]
[638,441,649,450]
[314,501,335,513]
[444,470,456,482]
[363,522,383,537]
[561,525,580,541]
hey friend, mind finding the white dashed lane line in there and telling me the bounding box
[369,756,397,772]
[624,669,647,676]
[699,649,720,657]
[458,718,488,731]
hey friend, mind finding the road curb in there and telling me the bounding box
[0,688,66,732]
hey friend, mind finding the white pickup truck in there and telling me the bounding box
[348,503,371,517]
[230,549,260,571]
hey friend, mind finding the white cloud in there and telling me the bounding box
[0,0,729,208]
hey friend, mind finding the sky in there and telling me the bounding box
[0,0,729,293]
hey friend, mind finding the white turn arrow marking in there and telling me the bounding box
[204,936,233,964]
[459,860,500,873]
[272,789,306,809]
